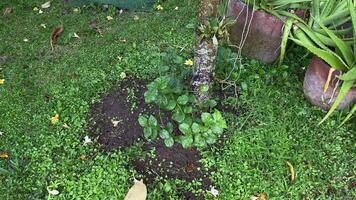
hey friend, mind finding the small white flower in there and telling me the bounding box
[83,136,92,145]
[174,6,179,10]
[40,23,46,28]
[208,186,219,197]
[111,119,121,127]
[120,72,127,79]
[23,38,29,42]
[39,9,43,14]
[48,189,59,195]
[0,131,3,136]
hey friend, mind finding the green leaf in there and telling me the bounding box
[164,137,174,147]
[279,17,294,66]
[319,80,355,124]
[138,116,148,127]
[290,38,348,71]
[212,126,224,134]
[172,110,185,123]
[340,104,356,126]
[317,21,354,66]
[208,99,217,108]
[166,122,174,133]
[143,127,152,138]
[191,123,200,133]
[144,90,157,103]
[177,95,189,105]
[212,110,222,120]
[159,65,170,73]
[165,99,176,110]
[348,0,356,58]
[148,115,158,126]
[159,129,170,139]
[152,129,158,139]
[199,84,209,93]
[206,136,216,144]
[183,106,193,113]
[201,112,212,124]
[179,123,190,134]
[181,135,193,148]
[194,134,206,147]
[338,67,356,81]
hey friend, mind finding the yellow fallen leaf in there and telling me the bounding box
[260,192,267,200]
[33,7,39,11]
[156,5,163,10]
[0,152,9,159]
[79,154,86,160]
[0,79,4,85]
[124,179,147,200]
[133,15,139,21]
[51,114,59,124]
[184,59,193,66]
[286,161,295,183]
[73,8,79,12]
[107,16,113,21]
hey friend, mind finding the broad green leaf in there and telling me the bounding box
[348,0,356,58]
[338,67,356,81]
[177,95,189,105]
[179,123,190,134]
[172,110,185,123]
[194,134,206,147]
[340,104,356,126]
[212,126,224,134]
[181,135,193,148]
[290,38,347,70]
[199,84,209,93]
[201,112,212,124]
[148,115,158,126]
[191,123,200,133]
[165,99,176,110]
[159,129,170,139]
[138,116,148,127]
[166,122,174,133]
[183,106,193,114]
[144,90,157,103]
[212,110,222,120]
[164,137,174,147]
[319,80,354,124]
[143,127,152,138]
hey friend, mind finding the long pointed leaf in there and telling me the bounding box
[317,21,354,66]
[290,38,348,70]
[338,66,356,81]
[340,104,356,126]
[319,80,354,124]
[279,17,294,66]
[348,0,356,58]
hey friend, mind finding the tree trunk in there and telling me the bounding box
[191,0,221,102]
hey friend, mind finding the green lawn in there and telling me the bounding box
[0,0,355,199]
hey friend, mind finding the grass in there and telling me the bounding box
[0,0,355,199]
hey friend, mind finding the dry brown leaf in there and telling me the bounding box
[3,7,12,16]
[124,179,147,200]
[79,155,86,160]
[0,152,9,159]
[50,26,64,51]
[286,161,295,183]
[323,68,335,93]
[260,192,267,200]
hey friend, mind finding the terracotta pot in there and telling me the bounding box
[303,56,356,111]
[227,0,285,63]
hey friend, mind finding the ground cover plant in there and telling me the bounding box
[0,0,355,199]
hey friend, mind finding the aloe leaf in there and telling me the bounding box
[279,17,294,66]
[297,23,330,50]
[267,0,311,6]
[338,66,356,81]
[322,10,350,26]
[290,38,348,71]
[340,104,356,126]
[319,80,354,124]
[320,0,336,18]
[317,21,354,66]
[348,0,356,58]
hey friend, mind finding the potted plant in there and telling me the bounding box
[290,0,356,124]
[226,0,309,63]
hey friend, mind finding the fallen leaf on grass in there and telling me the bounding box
[40,23,47,28]
[47,189,59,196]
[50,26,64,51]
[33,7,39,11]
[62,123,70,129]
[250,192,267,200]
[50,114,59,124]
[133,15,139,21]
[286,161,295,183]
[79,155,86,160]
[111,119,121,127]
[208,186,219,197]
[0,79,4,85]
[106,16,113,21]
[83,136,92,145]
[39,9,44,14]
[73,8,79,12]
[41,1,51,9]
[3,7,12,16]
[0,152,9,159]
[124,179,147,200]
[23,38,29,42]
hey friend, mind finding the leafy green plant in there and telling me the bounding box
[289,0,356,125]
[138,49,228,148]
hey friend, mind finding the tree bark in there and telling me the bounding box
[191,0,222,102]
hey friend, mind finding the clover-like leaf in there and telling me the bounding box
[148,115,158,127]
[164,137,174,147]
[179,123,190,134]
[159,129,170,139]
[177,95,189,105]
[143,127,152,138]
[138,116,148,127]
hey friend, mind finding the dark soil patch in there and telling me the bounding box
[89,77,213,199]
[133,140,212,199]
[89,77,150,151]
